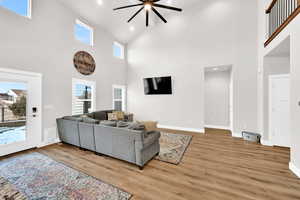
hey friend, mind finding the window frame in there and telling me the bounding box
[0,0,32,18]
[75,19,94,46]
[113,41,125,59]
[112,85,126,112]
[72,78,96,115]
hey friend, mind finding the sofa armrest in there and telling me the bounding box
[134,131,161,167]
[135,131,161,149]
[143,131,161,148]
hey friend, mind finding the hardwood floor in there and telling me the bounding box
[4,128,300,200]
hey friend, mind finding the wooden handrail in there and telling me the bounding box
[265,5,300,47]
[266,0,278,14]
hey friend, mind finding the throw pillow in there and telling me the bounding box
[113,111,125,120]
[127,122,145,131]
[137,121,158,131]
[108,113,118,121]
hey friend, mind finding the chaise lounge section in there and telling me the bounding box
[56,110,160,169]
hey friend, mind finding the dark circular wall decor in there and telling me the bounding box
[73,51,96,75]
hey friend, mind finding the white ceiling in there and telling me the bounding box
[57,0,199,43]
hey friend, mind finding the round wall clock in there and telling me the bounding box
[73,51,96,76]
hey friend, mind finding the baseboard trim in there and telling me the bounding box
[261,139,273,146]
[232,132,242,138]
[38,138,61,148]
[205,125,231,130]
[289,162,300,178]
[157,124,204,133]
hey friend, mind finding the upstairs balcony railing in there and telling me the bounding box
[265,0,300,47]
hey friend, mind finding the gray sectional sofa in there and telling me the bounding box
[56,110,160,169]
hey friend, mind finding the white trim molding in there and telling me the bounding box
[289,162,300,178]
[205,125,231,130]
[38,138,61,148]
[232,132,243,138]
[261,139,273,146]
[157,124,204,134]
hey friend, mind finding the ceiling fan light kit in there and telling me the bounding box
[113,0,183,27]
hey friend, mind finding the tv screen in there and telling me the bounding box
[143,76,172,95]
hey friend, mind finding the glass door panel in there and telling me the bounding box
[0,82,27,145]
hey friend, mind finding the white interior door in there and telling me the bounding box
[0,68,42,156]
[269,74,290,147]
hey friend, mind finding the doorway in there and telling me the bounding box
[204,65,233,130]
[0,68,42,156]
[269,74,290,147]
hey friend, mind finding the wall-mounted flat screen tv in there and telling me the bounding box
[143,76,172,95]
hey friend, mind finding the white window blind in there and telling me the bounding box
[72,79,96,115]
[112,85,126,111]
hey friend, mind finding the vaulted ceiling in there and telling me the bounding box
[57,0,199,43]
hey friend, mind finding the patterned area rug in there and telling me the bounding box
[156,132,192,165]
[0,153,131,200]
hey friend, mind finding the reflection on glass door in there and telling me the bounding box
[0,82,27,145]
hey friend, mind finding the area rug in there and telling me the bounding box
[0,153,131,200]
[156,132,192,165]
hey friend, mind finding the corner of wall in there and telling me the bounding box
[289,162,300,178]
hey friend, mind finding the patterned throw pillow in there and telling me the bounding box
[108,113,118,121]
[113,111,125,120]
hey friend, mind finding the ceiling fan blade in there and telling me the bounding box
[151,7,167,23]
[153,4,182,12]
[138,0,160,2]
[146,10,149,27]
[113,3,144,11]
[128,7,144,22]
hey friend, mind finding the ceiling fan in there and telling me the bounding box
[113,0,183,27]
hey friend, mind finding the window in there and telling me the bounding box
[75,20,93,46]
[72,79,96,115]
[0,0,31,18]
[113,42,125,59]
[112,85,126,111]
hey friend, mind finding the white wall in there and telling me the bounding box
[257,0,300,174]
[205,70,230,127]
[0,0,127,143]
[127,0,258,134]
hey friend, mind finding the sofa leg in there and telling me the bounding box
[139,166,144,170]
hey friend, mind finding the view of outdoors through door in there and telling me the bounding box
[0,81,27,145]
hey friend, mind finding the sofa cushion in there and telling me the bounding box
[117,121,130,128]
[100,120,117,127]
[63,116,83,122]
[82,117,100,124]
